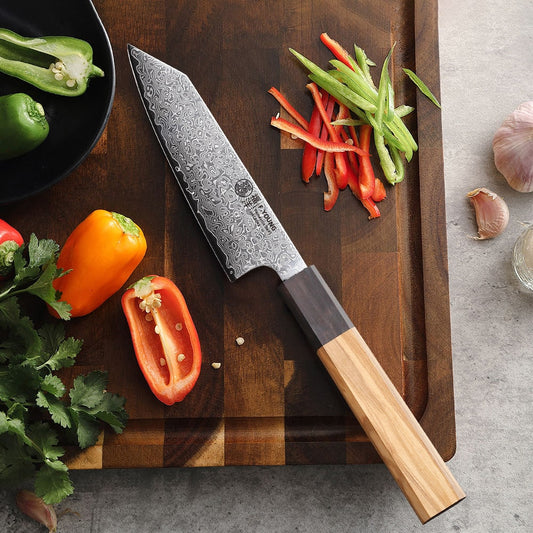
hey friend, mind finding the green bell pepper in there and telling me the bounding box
[0,28,104,97]
[0,93,49,160]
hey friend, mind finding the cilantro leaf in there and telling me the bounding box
[36,392,71,428]
[0,433,36,485]
[26,262,71,319]
[93,408,128,434]
[34,464,73,505]
[0,234,71,319]
[69,371,108,409]
[27,235,60,269]
[38,322,66,359]
[0,412,8,434]
[0,233,129,505]
[40,337,83,372]
[28,422,65,462]
[40,374,66,398]
[0,365,42,403]
[0,299,41,364]
[68,409,102,449]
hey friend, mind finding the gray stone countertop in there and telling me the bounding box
[2,1,532,531]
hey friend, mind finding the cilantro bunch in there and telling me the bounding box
[0,235,128,504]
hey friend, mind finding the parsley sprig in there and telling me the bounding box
[0,235,128,504]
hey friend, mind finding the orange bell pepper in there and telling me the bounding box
[121,276,202,405]
[53,209,147,317]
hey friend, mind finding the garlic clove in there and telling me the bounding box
[467,187,509,240]
[16,490,57,532]
[492,101,533,192]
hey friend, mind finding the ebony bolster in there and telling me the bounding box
[278,265,354,351]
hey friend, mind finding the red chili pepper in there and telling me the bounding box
[315,93,335,175]
[357,124,376,199]
[0,218,23,278]
[122,275,202,405]
[323,151,339,211]
[270,116,367,155]
[320,32,356,71]
[268,87,309,130]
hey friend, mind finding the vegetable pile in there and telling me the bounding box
[269,33,440,217]
[0,229,128,506]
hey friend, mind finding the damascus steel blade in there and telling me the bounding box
[128,45,306,282]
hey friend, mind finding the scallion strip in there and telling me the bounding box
[403,68,441,108]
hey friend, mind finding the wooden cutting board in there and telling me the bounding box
[1,0,456,469]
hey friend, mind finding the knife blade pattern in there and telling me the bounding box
[128,45,306,281]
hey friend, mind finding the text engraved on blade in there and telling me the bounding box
[131,48,303,279]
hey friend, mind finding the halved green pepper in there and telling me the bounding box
[0,28,104,97]
[0,93,49,160]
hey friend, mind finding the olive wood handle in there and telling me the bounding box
[279,265,465,523]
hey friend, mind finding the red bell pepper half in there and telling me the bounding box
[0,218,23,277]
[122,275,202,405]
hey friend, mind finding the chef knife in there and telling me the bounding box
[127,44,465,523]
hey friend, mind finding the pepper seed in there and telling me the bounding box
[160,358,166,366]
[211,362,221,369]
[235,337,244,346]
[177,354,185,362]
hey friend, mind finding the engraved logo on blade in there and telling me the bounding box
[235,178,253,197]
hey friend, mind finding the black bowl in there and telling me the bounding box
[0,0,115,205]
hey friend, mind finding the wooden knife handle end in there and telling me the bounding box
[279,265,465,523]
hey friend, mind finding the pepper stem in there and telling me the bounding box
[111,212,141,237]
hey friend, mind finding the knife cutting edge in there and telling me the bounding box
[127,44,465,523]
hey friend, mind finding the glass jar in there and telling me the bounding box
[512,224,533,291]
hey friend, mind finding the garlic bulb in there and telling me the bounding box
[492,101,533,192]
[467,187,509,239]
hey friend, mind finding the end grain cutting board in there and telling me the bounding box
[1,0,456,470]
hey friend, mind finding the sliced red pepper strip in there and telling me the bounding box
[315,93,335,175]
[360,197,381,219]
[301,99,322,182]
[306,83,352,189]
[320,32,356,71]
[372,177,387,202]
[122,275,202,405]
[336,104,360,177]
[357,124,376,200]
[268,86,309,130]
[347,165,381,219]
[271,116,367,155]
[323,151,339,211]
